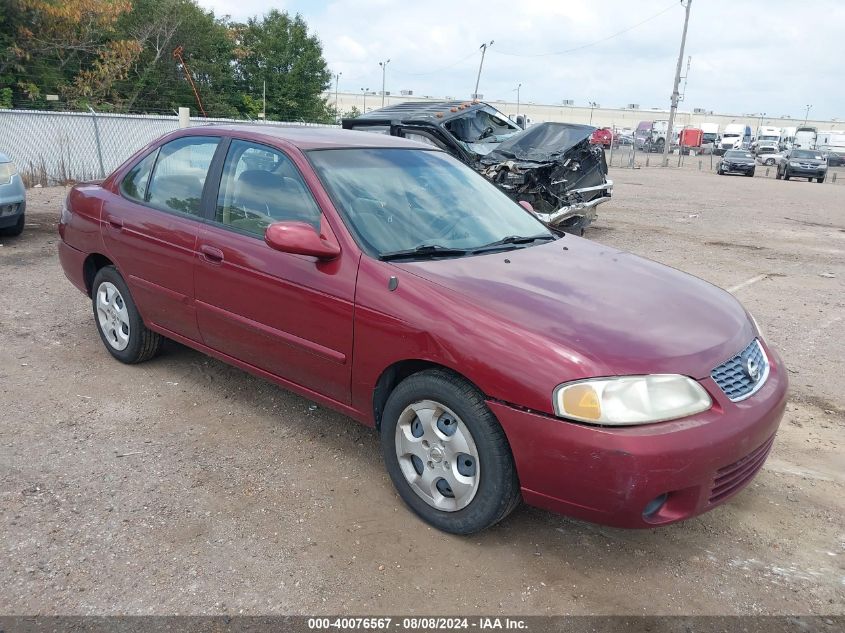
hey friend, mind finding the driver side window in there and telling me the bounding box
[215,140,322,237]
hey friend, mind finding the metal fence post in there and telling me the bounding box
[88,106,105,178]
[178,107,190,129]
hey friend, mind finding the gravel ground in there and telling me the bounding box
[1,168,843,616]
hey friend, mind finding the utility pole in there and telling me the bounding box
[473,41,494,98]
[379,60,390,107]
[662,0,692,167]
[588,101,598,125]
[514,83,522,127]
[334,72,342,114]
[803,104,812,125]
[361,87,369,113]
[262,80,266,122]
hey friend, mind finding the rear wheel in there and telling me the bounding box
[655,138,665,154]
[380,369,520,535]
[784,170,790,181]
[92,266,162,364]
[765,158,775,166]
[0,213,24,237]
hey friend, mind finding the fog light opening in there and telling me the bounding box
[643,493,669,519]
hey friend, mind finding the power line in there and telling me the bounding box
[391,49,479,77]
[491,1,681,58]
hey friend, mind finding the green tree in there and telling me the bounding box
[113,0,240,116]
[233,10,332,122]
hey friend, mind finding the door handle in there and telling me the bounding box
[107,216,124,230]
[199,244,224,263]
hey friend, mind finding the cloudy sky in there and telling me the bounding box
[197,0,843,121]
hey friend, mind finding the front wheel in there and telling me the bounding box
[817,176,825,183]
[765,158,775,166]
[784,171,790,180]
[92,266,162,364]
[747,169,755,177]
[380,369,520,535]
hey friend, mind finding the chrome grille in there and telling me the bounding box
[710,339,769,402]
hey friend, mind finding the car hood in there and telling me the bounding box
[724,157,754,163]
[481,122,595,164]
[394,237,753,381]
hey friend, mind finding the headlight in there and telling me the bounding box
[553,375,712,426]
[789,161,800,167]
[0,161,17,185]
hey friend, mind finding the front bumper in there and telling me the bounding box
[787,166,826,178]
[0,178,26,229]
[721,163,754,174]
[533,180,613,231]
[490,342,788,528]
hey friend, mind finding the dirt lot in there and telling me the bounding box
[1,167,843,616]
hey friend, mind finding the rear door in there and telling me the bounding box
[193,139,356,404]
[101,135,221,341]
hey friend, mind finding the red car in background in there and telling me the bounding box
[58,125,787,534]
[589,127,614,148]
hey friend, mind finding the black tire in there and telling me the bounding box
[655,138,665,154]
[0,213,24,237]
[717,165,723,175]
[747,169,755,177]
[776,168,783,180]
[91,266,162,364]
[817,176,825,183]
[379,369,521,535]
[784,171,790,181]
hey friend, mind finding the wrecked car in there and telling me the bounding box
[342,101,613,234]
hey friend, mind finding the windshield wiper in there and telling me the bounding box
[379,244,471,261]
[472,234,556,253]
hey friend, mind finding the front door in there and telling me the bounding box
[194,139,356,404]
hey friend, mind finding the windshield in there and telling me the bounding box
[792,150,824,160]
[308,148,552,258]
[725,150,753,159]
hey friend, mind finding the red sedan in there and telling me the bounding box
[58,125,787,534]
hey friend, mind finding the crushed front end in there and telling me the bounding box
[479,123,613,234]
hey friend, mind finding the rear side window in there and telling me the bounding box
[120,150,158,202]
[215,140,322,237]
[146,137,220,216]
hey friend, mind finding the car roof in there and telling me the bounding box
[349,100,495,125]
[184,124,424,150]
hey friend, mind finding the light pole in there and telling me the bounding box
[334,72,342,117]
[514,83,522,127]
[588,101,598,125]
[379,59,390,107]
[662,0,692,167]
[473,41,494,98]
[361,87,369,113]
[803,104,812,126]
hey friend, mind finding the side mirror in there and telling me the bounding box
[265,221,340,260]
[518,200,534,213]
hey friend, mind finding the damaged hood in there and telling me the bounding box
[481,122,596,164]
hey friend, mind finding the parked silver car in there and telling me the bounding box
[0,153,26,236]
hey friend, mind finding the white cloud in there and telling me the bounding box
[195,0,844,120]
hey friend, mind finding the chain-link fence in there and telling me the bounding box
[604,142,844,184]
[0,108,337,186]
